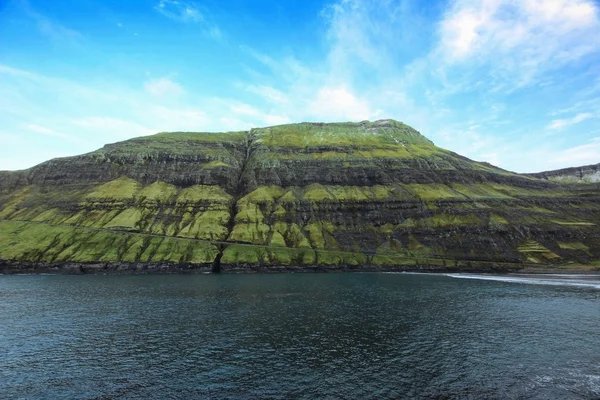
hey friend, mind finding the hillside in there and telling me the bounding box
[1,120,599,273]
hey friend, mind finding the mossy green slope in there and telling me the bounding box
[1,119,599,272]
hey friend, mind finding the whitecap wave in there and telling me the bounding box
[445,273,600,290]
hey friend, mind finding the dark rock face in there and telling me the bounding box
[1,120,599,273]
[21,133,248,192]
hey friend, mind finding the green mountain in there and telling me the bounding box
[1,120,599,273]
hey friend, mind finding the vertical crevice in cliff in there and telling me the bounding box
[212,130,256,273]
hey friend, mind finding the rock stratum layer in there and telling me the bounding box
[1,120,599,273]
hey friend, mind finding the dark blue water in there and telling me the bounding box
[1,273,599,399]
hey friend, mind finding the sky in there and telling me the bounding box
[1,0,599,173]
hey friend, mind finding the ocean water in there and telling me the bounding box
[0,272,599,399]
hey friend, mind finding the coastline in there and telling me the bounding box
[1,260,598,275]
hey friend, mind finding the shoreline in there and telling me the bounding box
[1,260,598,275]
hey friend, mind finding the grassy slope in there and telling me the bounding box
[1,120,599,271]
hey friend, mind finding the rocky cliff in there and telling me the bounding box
[527,163,600,183]
[1,120,599,273]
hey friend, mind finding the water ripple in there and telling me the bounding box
[0,273,599,399]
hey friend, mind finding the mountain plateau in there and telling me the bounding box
[1,120,599,274]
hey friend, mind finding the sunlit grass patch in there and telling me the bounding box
[177,185,233,204]
[86,177,142,200]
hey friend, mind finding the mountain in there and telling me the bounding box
[527,162,600,183]
[1,120,599,273]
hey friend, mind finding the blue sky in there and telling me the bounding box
[1,0,599,173]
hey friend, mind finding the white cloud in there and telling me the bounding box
[439,0,600,80]
[439,5,485,60]
[306,0,600,173]
[144,77,184,97]
[309,86,372,121]
[548,112,594,130]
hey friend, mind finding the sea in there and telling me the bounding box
[1,272,599,399]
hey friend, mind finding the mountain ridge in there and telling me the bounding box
[1,120,599,274]
[527,162,600,183]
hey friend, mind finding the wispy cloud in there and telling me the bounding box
[243,85,288,105]
[155,0,204,22]
[548,112,594,130]
[0,63,219,168]
[289,0,600,171]
[0,64,37,79]
[19,0,84,44]
[144,77,185,97]
[154,0,222,39]
[25,124,84,143]
[320,0,386,74]
[36,17,83,43]
[438,0,600,86]
[239,45,279,70]
[545,137,600,168]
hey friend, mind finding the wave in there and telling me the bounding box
[445,273,600,290]
[382,271,433,275]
